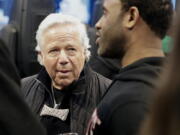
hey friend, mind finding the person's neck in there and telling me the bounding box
[121,36,164,67]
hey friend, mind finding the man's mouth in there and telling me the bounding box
[60,70,70,73]
[57,70,70,74]
[96,32,101,44]
[96,37,100,45]
[96,32,100,37]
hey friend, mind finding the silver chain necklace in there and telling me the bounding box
[51,83,61,109]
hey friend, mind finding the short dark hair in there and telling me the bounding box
[121,0,173,39]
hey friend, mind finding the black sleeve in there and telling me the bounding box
[0,40,46,135]
[108,102,148,135]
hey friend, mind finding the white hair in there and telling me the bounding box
[36,13,91,61]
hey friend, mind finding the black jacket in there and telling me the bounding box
[21,65,111,135]
[0,39,46,135]
[93,57,163,135]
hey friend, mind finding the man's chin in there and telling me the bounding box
[98,50,121,59]
[54,79,73,89]
[98,48,110,57]
[97,48,105,56]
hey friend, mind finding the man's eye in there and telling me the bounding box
[66,48,77,56]
[103,9,107,15]
[68,48,76,51]
[48,49,59,57]
[49,49,59,53]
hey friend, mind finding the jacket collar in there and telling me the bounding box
[36,64,91,94]
[114,57,164,85]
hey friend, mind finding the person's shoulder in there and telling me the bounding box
[94,71,112,81]
[97,81,151,130]
[21,74,39,97]
[92,70,112,87]
[21,74,38,84]
[21,74,38,91]
[98,79,153,114]
[86,64,112,83]
[107,79,153,103]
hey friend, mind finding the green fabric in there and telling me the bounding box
[162,36,173,53]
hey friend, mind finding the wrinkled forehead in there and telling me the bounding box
[44,23,80,36]
[42,23,82,42]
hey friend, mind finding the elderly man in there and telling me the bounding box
[21,13,111,135]
[86,0,173,135]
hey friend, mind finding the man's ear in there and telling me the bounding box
[123,6,140,29]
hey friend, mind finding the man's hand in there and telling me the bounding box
[86,109,101,135]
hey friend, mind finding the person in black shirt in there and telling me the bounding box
[21,13,111,135]
[86,0,173,135]
[0,39,46,135]
[140,9,180,135]
[40,87,71,134]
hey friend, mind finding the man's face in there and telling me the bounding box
[96,0,127,59]
[41,24,85,89]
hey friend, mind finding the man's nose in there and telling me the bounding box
[95,17,102,30]
[58,51,69,65]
